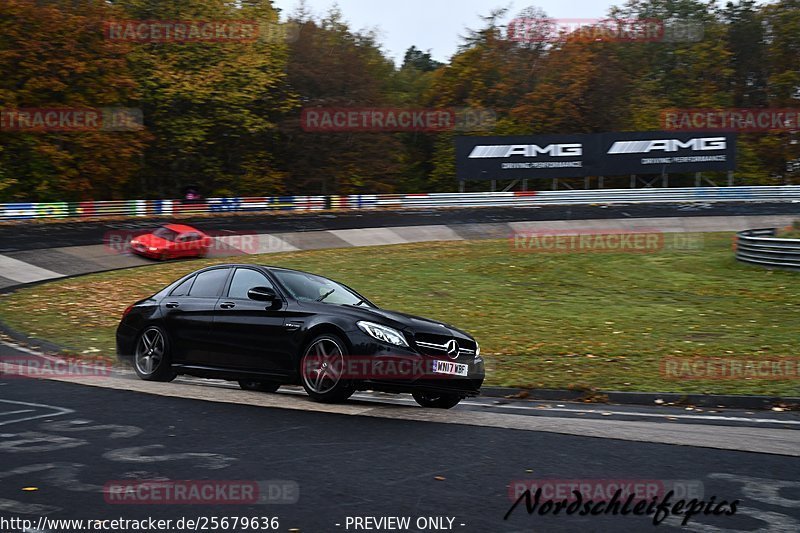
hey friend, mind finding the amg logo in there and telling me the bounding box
[608,137,726,154]
[468,144,583,158]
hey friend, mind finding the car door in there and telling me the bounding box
[162,267,230,365]
[180,232,205,257]
[212,267,292,375]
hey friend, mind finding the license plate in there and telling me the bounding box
[432,360,468,377]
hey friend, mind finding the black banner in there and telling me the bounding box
[455,134,588,180]
[597,131,736,175]
[456,132,736,181]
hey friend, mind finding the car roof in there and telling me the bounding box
[163,223,201,233]
[196,264,315,276]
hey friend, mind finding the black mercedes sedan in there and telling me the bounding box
[117,264,484,408]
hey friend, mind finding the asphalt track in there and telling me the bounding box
[0,378,798,533]
[0,203,799,532]
[0,343,799,533]
[0,201,798,252]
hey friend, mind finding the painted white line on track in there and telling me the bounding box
[462,403,800,426]
[0,409,34,416]
[0,341,111,376]
[0,341,47,356]
[344,394,800,426]
[0,399,74,426]
[3,341,798,428]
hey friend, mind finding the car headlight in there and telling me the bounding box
[148,247,158,252]
[357,321,409,347]
[475,341,480,357]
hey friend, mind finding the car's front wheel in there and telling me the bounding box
[133,326,177,382]
[300,334,354,403]
[238,380,281,393]
[412,391,462,409]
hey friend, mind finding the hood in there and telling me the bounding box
[356,307,472,339]
[133,233,170,248]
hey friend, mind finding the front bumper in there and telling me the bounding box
[130,246,164,259]
[344,330,485,396]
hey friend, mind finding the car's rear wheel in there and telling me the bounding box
[412,391,462,409]
[133,326,177,382]
[238,380,280,393]
[300,334,354,403]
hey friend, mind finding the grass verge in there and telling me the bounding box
[1,233,798,395]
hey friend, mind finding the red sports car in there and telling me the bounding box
[129,224,212,260]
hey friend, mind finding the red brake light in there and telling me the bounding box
[122,304,134,318]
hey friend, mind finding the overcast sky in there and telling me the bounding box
[271,0,615,65]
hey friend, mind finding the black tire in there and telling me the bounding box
[133,326,177,382]
[238,380,281,393]
[299,334,354,403]
[412,392,462,409]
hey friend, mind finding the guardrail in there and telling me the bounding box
[2,185,800,221]
[735,228,800,271]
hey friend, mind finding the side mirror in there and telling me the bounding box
[248,286,277,302]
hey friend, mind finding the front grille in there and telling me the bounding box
[412,333,476,360]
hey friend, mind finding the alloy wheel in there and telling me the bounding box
[301,338,345,395]
[135,327,165,376]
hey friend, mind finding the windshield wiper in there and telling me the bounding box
[316,288,336,302]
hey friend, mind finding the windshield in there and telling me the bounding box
[152,227,179,242]
[272,270,370,307]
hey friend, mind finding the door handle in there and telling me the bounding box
[165,302,180,309]
[220,302,236,309]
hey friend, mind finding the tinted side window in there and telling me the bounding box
[169,276,195,297]
[228,269,273,299]
[188,269,229,298]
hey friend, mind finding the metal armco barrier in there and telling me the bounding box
[2,186,800,221]
[736,228,800,271]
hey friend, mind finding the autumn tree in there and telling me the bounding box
[109,0,296,197]
[0,0,148,201]
[277,7,407,195]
